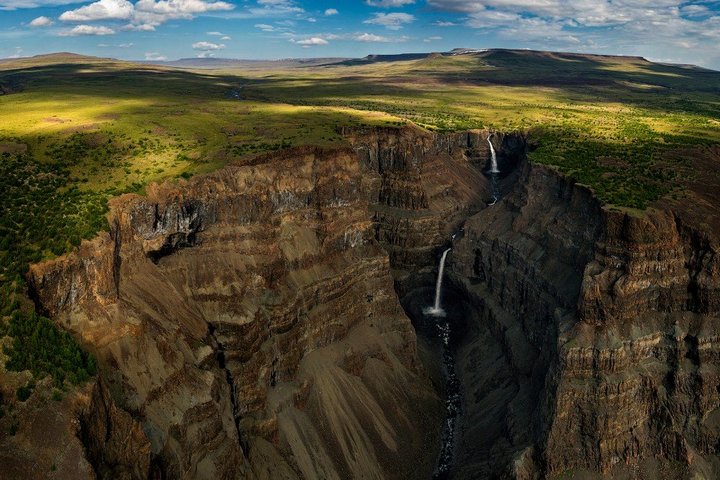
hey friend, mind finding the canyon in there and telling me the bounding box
[15,126,720,479]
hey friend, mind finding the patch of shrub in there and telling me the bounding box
[4,312,96,387]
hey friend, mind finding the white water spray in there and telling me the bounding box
[424,248,452,317]
[488,134,500,174]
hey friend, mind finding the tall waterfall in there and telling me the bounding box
[488,134,500,174]
[425,248,452,317]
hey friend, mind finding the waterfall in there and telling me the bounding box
[425,248,452,317]
[488,134,500,174]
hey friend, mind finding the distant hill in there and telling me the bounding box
[143,57,351,69]
[2,49,714,74]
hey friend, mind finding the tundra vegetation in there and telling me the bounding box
[0,50,719,398]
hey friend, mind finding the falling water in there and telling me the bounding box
[424,248,452,317]
[487,134,500,174]
[423,246,460,479]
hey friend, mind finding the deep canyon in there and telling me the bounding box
[17,125,720,479]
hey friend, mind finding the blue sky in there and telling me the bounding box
[1,0,719,69]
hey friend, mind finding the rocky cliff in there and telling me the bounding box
[23,125,720,479]
[28,143,449,479]
[446,155,720,478]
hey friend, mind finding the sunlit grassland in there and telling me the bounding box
[229,51,719,209]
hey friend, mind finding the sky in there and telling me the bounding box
[1,0,719,69]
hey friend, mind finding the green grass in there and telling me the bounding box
[0,49,719,384]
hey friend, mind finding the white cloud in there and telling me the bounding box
[135,0,233,16]
[29,15,54,26]
[207,30,224,35]
[354,32,391,42]
[192,40,225,50]
[433,20,456,26]
[364,12,415,30]
[365,0,415,7]
[324,8,338,15]
[293,36,328,45]
[58,0,234,30]
[220,35,231,40]
[681,4,709,17]
[144,51,167,60]
[59,24,115,35]
[220,0,303,19]
[0,0,80,10]
[424,35,442,42]
[123,22,155,30]
[60,0,132,21]
[255,23,275,31]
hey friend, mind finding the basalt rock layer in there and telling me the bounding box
[447,157,720,478]
[27,126,506,480]
[23,125,720,480]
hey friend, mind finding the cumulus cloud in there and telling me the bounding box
[366,0,415,7]
[364,12,414,30]
[60,0,133,22]
[29,15,53,26]
[324,8,338,15]
[297,37,327,45]
[192,40,225,50]
[59,24,115,35]
[58,0,234,31]
[354,32,392,42]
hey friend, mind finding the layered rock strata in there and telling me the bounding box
[448,158,720,478]
[29,143,455,479]
[25,125,720,480]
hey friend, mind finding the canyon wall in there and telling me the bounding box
[28,144,450,479]
[27,128,506,480]
[448,157,720,478]
[24,125,720,479]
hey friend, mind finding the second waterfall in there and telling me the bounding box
[424,248,452,317]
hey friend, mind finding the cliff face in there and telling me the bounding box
[546,207,720,477]
[447,156,720,478]
[24,125,720,479]
[344,127,525,274]
[28,143,446,479]
[441,160,602,478]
